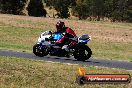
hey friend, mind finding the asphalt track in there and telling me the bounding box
[0,49,132,70]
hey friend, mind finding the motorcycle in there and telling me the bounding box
[33,31,92,61]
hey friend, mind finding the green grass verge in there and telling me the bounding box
[90,41,132,61]
[0,56,132,88]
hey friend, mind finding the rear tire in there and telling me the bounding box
[74,45,92,61]
[33,44,48,57]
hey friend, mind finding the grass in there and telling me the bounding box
[90,41,132,61]
[0,14,132,61]
[0,56,132,88]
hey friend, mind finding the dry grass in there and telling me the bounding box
[0,56,132,88]
[0,14,132,60]
[0,14,131,43]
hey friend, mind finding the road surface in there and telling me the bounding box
[0,49,132,70]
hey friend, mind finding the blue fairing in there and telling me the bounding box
[53,33,63,40]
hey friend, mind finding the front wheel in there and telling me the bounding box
[73,45,92,61]
[33,44,49,57]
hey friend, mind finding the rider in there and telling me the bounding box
[55,20,77,49]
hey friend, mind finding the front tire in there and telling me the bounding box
[74,45,92,61]
[33,44,48,57]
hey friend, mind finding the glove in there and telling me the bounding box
[48,31,52,34]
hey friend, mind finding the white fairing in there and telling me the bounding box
[37,31,51,45]
[38,35,51,42]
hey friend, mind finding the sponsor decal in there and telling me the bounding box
[76,67,131,84]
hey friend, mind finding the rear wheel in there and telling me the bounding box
[33,44,48,57]
[74,45,92,61]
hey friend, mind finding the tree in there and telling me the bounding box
[125,0,132,22]
[27,0,47,17]
[54,0,70,18]
[104,0,113,18]
[71,0,90,20]
[110,0,127,22]
[93,0,104,21]
[45,0,74,18]
[71,0,105,20]
[0,0,27,15]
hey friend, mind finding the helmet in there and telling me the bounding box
[56,20,65,32]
